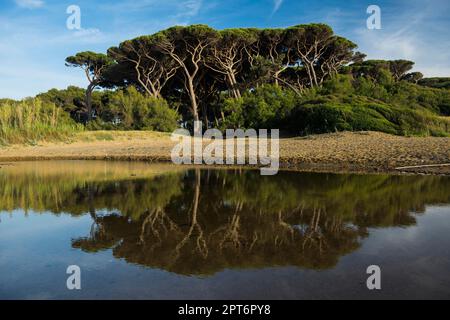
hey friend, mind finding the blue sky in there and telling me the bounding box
[1,0,449,99]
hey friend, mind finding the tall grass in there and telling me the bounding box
[0,98,83,145]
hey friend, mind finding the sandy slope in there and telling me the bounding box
[0,131,449,174]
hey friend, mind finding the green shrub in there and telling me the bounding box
[354,77,390,101]
[221,84,297,129]
[287,95,449,136]
[109,87,180,132]
[387,81,450,116]
[220,97,245,129]
[85,119,116,131]
[143,98,180,132]
[321,74,355,95]
[419,77,450,89]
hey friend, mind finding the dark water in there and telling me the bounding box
[0,161,450,299]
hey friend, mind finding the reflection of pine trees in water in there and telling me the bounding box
[1,164,450,275]
[71,169,449,275]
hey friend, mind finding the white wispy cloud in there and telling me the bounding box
[43,28,110,46]
[171,0,203,22]
[70,28,106,43]
[273,0,283,14]
[99,0,203,28]
[101,0,202,17]
[15,0,44,9]
[353,2,450,77]
[182,0,203,17]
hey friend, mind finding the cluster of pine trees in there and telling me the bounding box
[40,23,450,136]
[65,24,363,123]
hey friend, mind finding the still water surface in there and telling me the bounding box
[0,161,449,299]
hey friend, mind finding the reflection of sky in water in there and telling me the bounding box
[0,162,449,299]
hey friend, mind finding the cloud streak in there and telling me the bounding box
[273,0,283,13]
[171,0,203,22]
[15,0,44,9]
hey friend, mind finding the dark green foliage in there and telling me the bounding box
[419,77,450,89]
[106,86,179,132]
[402,72,423,84]
[37,86,107,123]
[37,86,88,121]
[350,59,414,82]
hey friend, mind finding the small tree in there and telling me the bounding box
[389,60,415,81]
[402,72,423,84]
[65,51,113,122]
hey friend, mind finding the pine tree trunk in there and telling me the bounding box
[85,83,95,122]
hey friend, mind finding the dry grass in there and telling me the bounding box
[75,130,171,142]
[0,98,82,145]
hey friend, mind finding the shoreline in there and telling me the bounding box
[0,157,448,176]
[0,131,449,176]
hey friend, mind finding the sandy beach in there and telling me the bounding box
[0,130,449,175]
